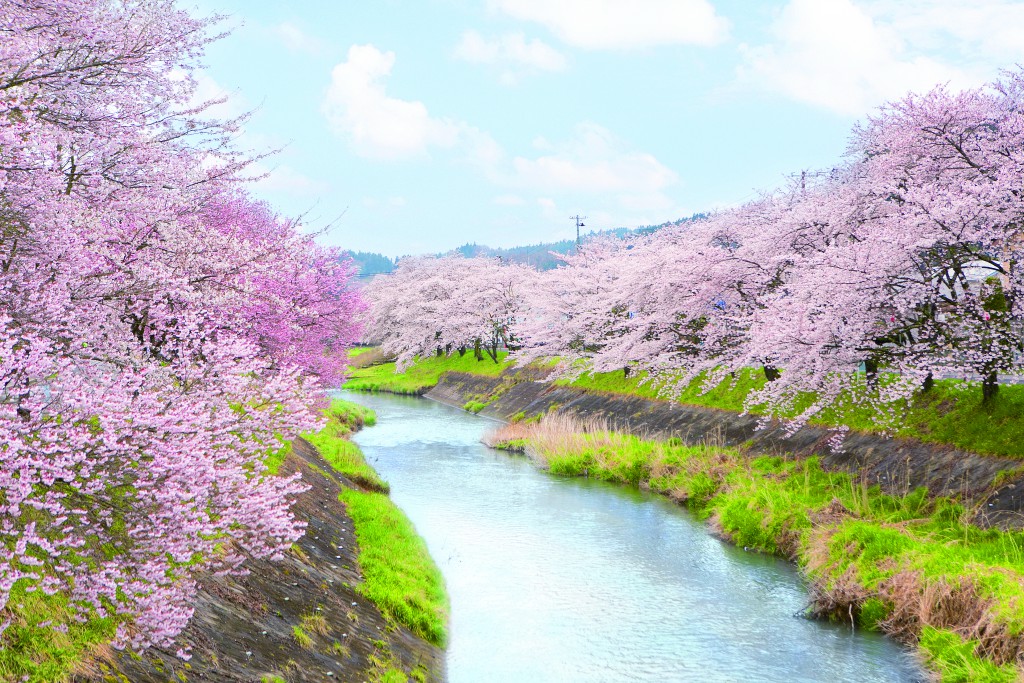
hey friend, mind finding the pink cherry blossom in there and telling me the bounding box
[1,0,362,650]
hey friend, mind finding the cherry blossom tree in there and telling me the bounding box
[361,68,1024,442]
[513,72,1024,433]
[362,254,533,368]
[1,0,362,652]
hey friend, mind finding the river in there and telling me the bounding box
[343,391,923,683]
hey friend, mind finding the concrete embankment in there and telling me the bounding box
[427,369,1024,527]
[79,439,444,683]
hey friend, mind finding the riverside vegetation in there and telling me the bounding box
[345,351,1024,682]
[346,349,1024,459]
[304,400,448,649]
[0,398,447,682]
[344,347,511,395]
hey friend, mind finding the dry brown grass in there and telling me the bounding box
[805,564,873,627]
[349,347,390,369]
[481,420,534,449]
[69,641,118,679]
[485,413,639,468]
[803,524,1024,668]
[301,610,330,636]
[487,414,744,480]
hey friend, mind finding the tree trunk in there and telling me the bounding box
[763,365,780,382]
[473,339,483,361]
[623,366,631,378]
[458,346,466,357]
[983,370,999,404]
[864,358,878,388]
[922,372,934,393]
[436,347,443,357]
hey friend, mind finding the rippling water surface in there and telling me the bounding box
[344,391,923,683]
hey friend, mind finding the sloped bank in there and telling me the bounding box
[78,437,445,683]
[427,369,1024,524]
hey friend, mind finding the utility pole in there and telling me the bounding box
[571,215,587,248]
[792,169,826,193]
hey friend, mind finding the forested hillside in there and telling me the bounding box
[348,213,706,275]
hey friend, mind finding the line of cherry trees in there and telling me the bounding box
[365,68,1024,438]
[2,1,361,653]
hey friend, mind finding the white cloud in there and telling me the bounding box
[531,135,553,151]
[508,122,678,195]
[865,1,1024,64]
[273,22,329,56]
[253,164,329,196]
[322,44,503,163]
[535,197,561,222]
[490,0,729,49]
[454,30,566,83]
[736,0,1021,116]
[483,123,684,220]
[321,47,683,224]
[322,44,463,160]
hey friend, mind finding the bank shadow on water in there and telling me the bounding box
[340,390,925,683]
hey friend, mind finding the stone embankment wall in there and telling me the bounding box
[427,369,1024,527]
[81,439,444,683]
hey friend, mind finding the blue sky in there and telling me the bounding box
[192,0,1024,257]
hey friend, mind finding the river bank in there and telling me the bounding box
[426,370,1024,523]
[75,402,445,683]
[345,356,1024,681]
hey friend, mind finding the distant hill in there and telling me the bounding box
[343,251,396,279]
[453,214,707,270]
[345,213,706,276]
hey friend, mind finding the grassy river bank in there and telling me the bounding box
[1,398,446,683]
[345,349,1024,682]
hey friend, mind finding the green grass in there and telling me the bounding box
[326,398,378,433]
[344,352,511,394]
[563,367,1024,459]
[919,627,1018,683]
[462,400,487,413]
[0,588,119,683]
[891,381,1024,458]
[365,351,1024,459]
[303,399,387,493]
[339,489,448,646]
[291,625,313,649]
[303,398,448,649]
[264,439,294,476]
[561,367,761,413]
[498,421,1024,681]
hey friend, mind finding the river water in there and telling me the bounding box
[343,391,923,683]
